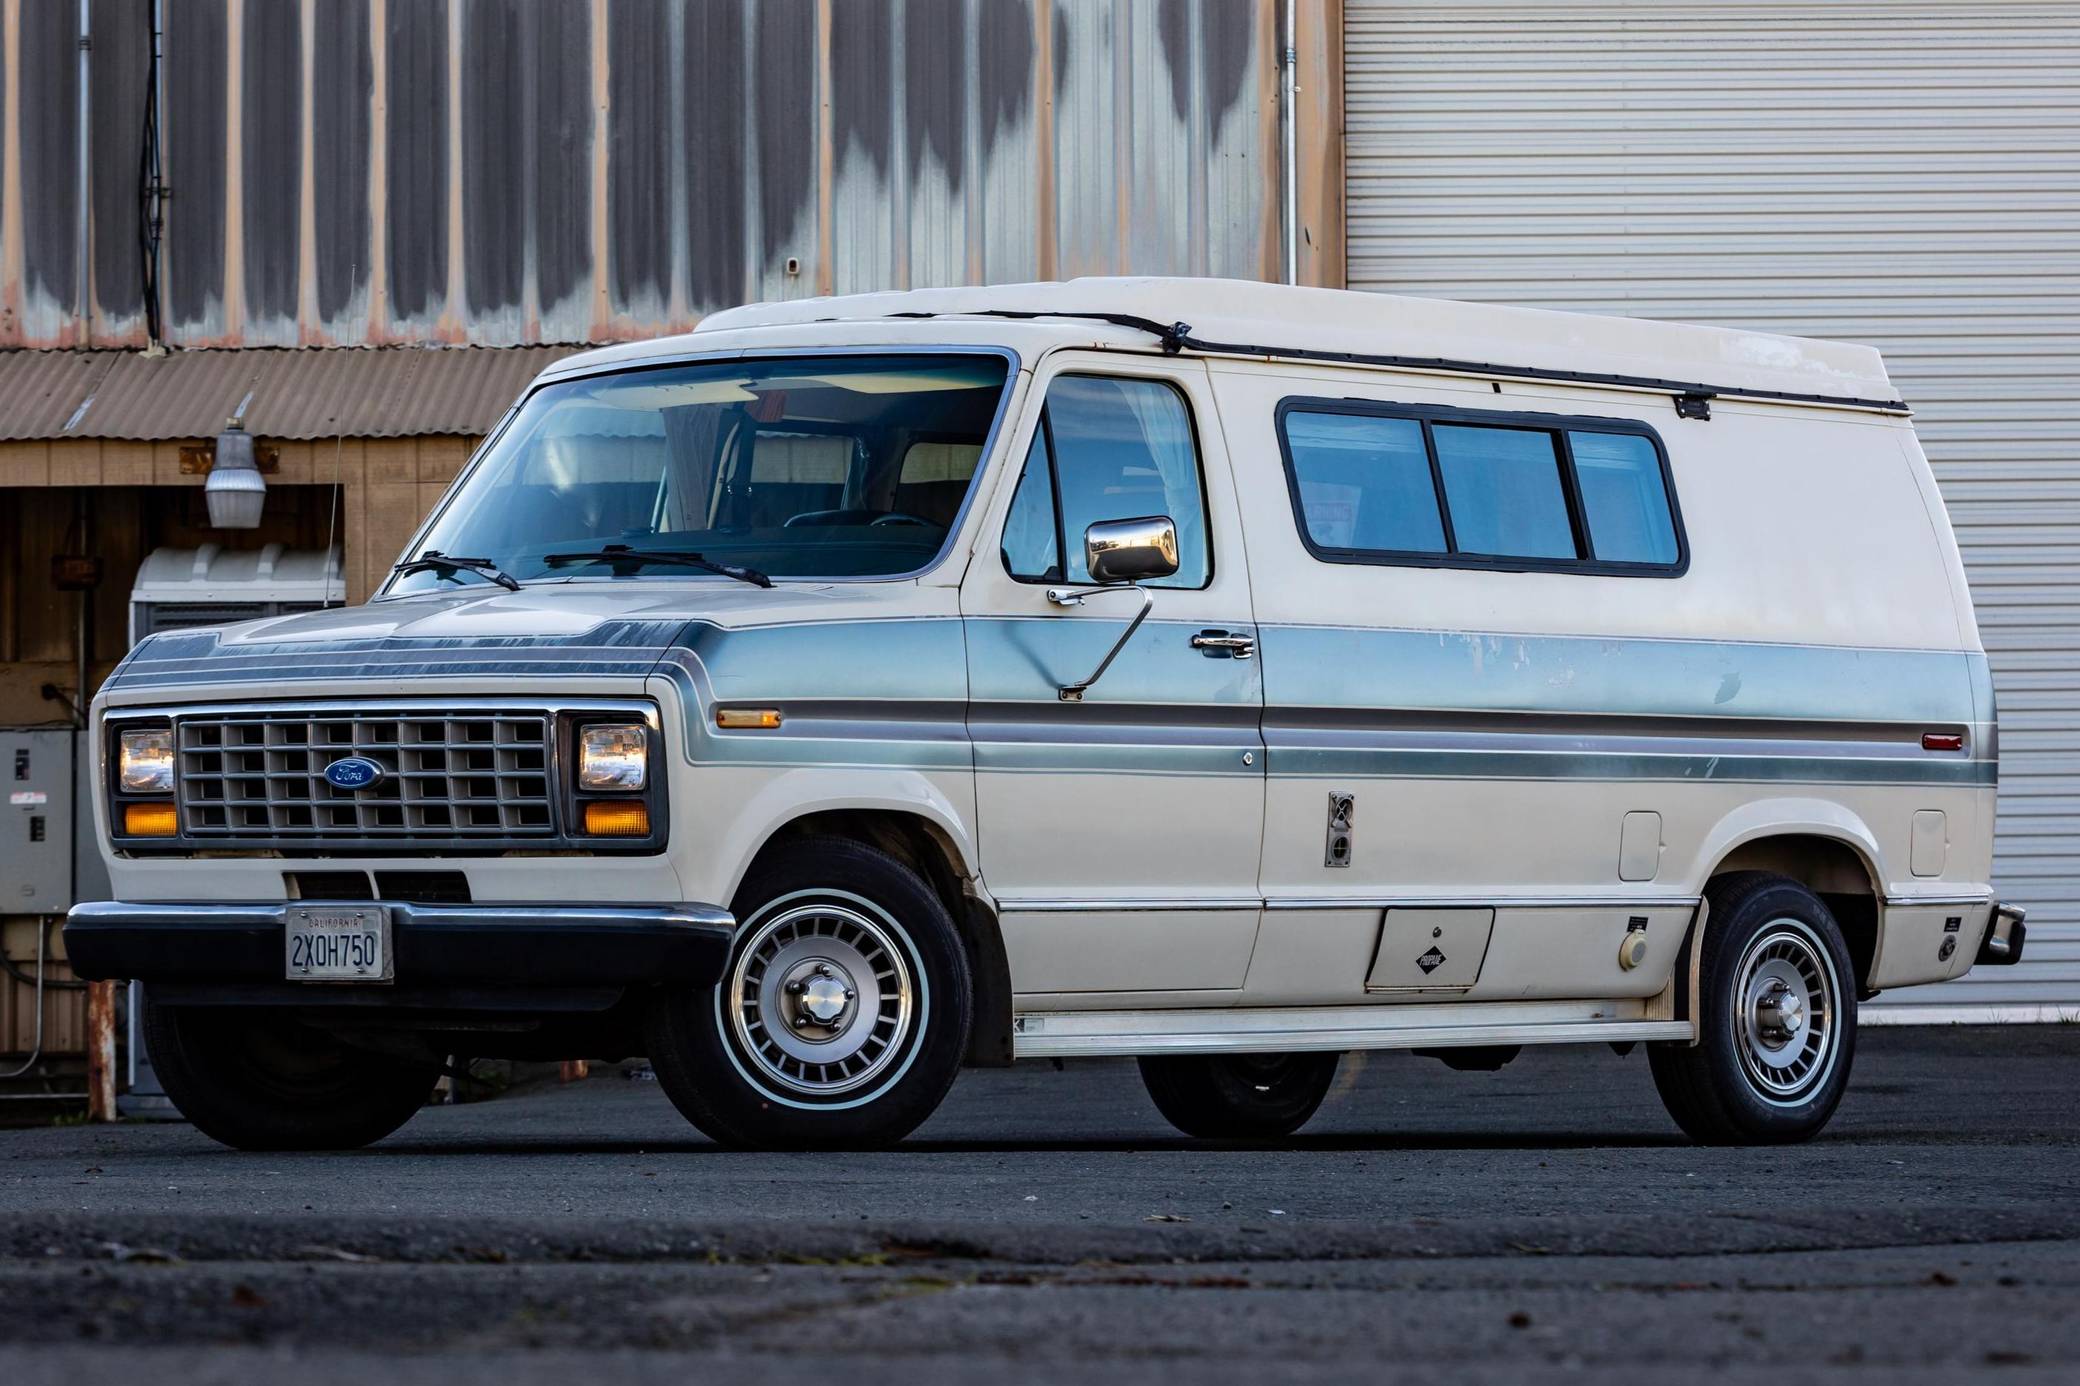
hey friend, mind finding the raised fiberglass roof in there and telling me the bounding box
[714,277,1904,410]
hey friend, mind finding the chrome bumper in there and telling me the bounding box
[1978,903,2028,966]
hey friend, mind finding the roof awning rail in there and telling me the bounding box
[878,308,1911,417]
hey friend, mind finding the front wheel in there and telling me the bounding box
[1138,1052,1341,1139]
[646,837,972,1149]
[1649,872,1857,1144]
[142,993,439,1151]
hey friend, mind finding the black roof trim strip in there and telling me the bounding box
[883,308,1912,417]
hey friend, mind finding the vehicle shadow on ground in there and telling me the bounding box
[333,1130,1698,1158]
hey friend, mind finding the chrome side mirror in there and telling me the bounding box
[1044,515,1179,702]
[1084,515,1179,585]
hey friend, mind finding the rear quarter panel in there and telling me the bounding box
[1203,360,1990,996]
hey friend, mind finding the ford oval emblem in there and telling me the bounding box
[323,756,386,792]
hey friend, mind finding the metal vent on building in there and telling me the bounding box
[1344,0,2080,1018]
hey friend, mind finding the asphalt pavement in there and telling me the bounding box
[2,1025,2076,1383]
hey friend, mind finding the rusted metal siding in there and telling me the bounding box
[11,0,82,343]
[383,0,449,335]
[89,0,150,337]
[0,0,1278,350]
[240,0,299,336]
[164,0,228,338]
[312,0,372,328]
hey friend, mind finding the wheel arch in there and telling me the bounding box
[1690,803,1887,997]
[740,806,1013,1069]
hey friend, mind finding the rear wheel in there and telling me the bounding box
[1138,1052,1341,1139]
[1650,872,1857,1144]
[142,992,438,1151]
[646,836,971,1149]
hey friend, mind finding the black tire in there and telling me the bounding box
[646,836,972,1149]
[142,991,438,1151]
[1649,872,1858,1144]
[1138,1051,1341,1139]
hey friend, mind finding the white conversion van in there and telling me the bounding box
[66,278,2024,1150]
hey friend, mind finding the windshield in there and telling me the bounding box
[388,352,1011,592]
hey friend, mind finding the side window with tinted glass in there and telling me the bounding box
[1286,411,1445,555]
[1569,431,1680,565]
[999,428,1062,580]
[1277,401,1684,574]
[1001,376,1211,588]
[1431,424,1574,560]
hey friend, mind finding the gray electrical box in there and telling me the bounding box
[2,729,77,914]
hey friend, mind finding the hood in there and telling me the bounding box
[106,581,921,695]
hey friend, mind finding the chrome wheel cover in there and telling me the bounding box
[1730,917,1842,1106]
[723,899,919,1100]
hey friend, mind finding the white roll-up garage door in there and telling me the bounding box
[1345,0,2080,1018]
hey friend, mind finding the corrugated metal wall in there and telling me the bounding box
[0,0,1278,349]
[1344,0,2080,1016]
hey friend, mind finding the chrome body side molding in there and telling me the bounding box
[1010,999,1693,1059]
[997,896,1702,914]
[996,897,1264,914]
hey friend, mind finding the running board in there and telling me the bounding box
[1011,1000,1693,1059]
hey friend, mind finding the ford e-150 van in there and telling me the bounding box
[65,278,2025,1150]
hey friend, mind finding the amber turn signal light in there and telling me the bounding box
[715,707,782,729]
[124,803,179,836]
[582,801,651,837]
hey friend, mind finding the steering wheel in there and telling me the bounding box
[869,513,936,528]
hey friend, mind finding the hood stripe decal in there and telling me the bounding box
[108,619,690,690]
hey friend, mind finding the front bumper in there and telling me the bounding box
[1977,903,2028,966]
[63,899,736,993]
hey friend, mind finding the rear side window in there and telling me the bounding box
[1277,400,1685,576]
[1569,431,1680,565]
[1432,424,1575,560]
[1285,412,1444,554]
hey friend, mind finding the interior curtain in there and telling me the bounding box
[1117,380,1206,564]
[658,403,731,532]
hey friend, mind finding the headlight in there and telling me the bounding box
[118,728,175,793]
[577,723,648,791]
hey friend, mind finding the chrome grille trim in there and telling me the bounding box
[176,710,555,839]
[107,697,664,855]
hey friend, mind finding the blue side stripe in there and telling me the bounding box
[115,610,1992,789]
[1258,625,1980,727]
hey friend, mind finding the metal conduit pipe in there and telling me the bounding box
[144,0,167,350]
[75,0,92,346]
[1280,0,1299,286]
[73,492,90,729]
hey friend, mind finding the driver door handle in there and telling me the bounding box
[1191,630,1255,659]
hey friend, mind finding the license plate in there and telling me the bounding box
[285,905,393,983]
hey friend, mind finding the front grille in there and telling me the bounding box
[176,710,555,841]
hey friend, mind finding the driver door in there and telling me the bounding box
[961,358,1265,1002]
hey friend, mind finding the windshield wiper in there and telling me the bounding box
[391,550,521,591]
[543,545,773,589]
